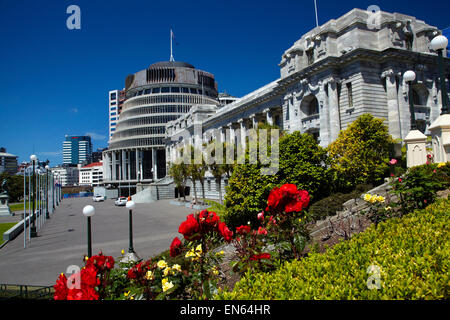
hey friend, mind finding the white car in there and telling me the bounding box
[93,195,104,202]
[115,197,127,206]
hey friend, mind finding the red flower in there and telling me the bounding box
[257,227,268,235]
[178,214,201,241]
[236,225,251,235]
[170,237,183,257]
[250,253,271,261]
[218,222,233,242]
[267,184,310,214]
[198,210,220,230]
[54,273,68,300]
[257,211,264,221]
[86,252,115,272]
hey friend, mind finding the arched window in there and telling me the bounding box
[300,95,319,117]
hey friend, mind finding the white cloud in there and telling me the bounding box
[85,132,106,140]
[38,151,62,156]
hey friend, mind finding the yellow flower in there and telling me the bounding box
[363,193,372,202]
[369,195,377,203]
[376,195,385,203]
[157,260,168,269]
[195,244,202,253]
[212,267,219,275]
[385,206,392,211]
[185,249,196,258]
[215,250,224,257]
[124,291,130,297]
[145,270,154,280]
[121,249,125,255]
[162,278,174,292]
[163,267,172,276]
[437,162,446,168]
[172,264,181,272]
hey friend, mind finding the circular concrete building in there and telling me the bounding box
[103,61,219,195]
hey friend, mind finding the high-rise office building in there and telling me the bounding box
[108,89,126,142]
[63,135,93,165]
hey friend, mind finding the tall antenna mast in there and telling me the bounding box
[170,29,175,62]
[314,0,319,27]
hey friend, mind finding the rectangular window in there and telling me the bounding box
[110,101,116,105]
[144,89,151,94]
[110,92,117,100]
[171,87,180,93]
[161,87,170,93]
[190,88,198,94]
[182,87,189,93]
[346,82,353,108]
[152,87,160,94]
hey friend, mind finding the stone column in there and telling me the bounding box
[318,82,330,147]
[264,108,273,126]
[121,150,126,181]
[328,76,341,143]
[250,114,257,129]
[112,152,117,181]
[382,69,401,140]
[135,149,139,181]
[238,119,247,151]
[152,148,157,180]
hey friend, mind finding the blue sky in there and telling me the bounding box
[0,0,449,166]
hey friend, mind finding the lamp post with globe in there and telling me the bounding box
[30,155,38,238]
[428,34,450,163]
[82,205,95,258]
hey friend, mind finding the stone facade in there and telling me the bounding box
[166,8,449,160]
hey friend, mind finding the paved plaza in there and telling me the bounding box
[0,197,194,286]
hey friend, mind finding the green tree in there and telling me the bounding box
[0,172,23,203]
[168,162,188,202]
[278,131,330,202]
[327,113,395,191]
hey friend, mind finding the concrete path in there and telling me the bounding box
[0,197,194,286]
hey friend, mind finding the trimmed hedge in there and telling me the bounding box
[218,198,450,300]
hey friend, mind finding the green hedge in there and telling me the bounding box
[218,198,450,300]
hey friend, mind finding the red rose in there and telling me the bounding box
[170,237,183,257]
[218,222,233,242]
[267,187,283,210]
[236,225,251,235]
[267,184,310,213]
[198,210,220,230]
[54,273,68,300]
[81,264,99,288]
[257,227,268,235]
[178,214,200,241]
[86,252,115,271]
[250,253,271,261]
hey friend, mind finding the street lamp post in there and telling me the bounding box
[404,70,417,131]
[45,165,50,219]
[404,70,428,168]
[82,205,95,258]
[121,200,139,262]
[30,155,38,238]
[430,35,449,115]
[428,34,450,163]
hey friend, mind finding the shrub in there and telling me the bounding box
[224,132,329,230]
[223,163,278,230]
[391,162,450,215]
[328,114,395,191]
[218,198,450,300]
[307,184,373,221]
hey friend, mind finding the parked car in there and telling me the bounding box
[93,195,104,202]
[115,197,127,206]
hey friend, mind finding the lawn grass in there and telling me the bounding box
[8,201,42,212]
[0,222,17,245]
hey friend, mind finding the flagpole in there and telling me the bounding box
[314,0,319,27]
[170,29,174,62]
